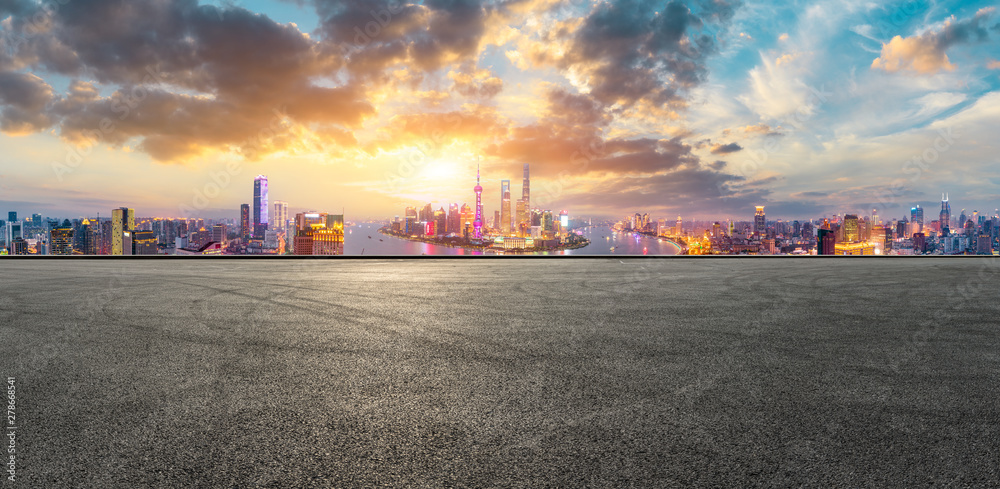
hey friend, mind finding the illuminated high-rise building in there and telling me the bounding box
[522,163,530,211]
[271,200,288,232]
[132,230,158,255]
[500,179,511,234]
[939,194,950,234]
[910,205,923,235]
[404,206,418,234]
[293,212,327,255]
[460,204,474,237]
[843,214,859,242]
[515,200,527,236]
[212,224,227,244]
[253,175,268,238]
[50,220,74,255]
[4,220,22,250]
[754,206,766,237]
[473,165,483,239]
[817,229,835,255]
[434,207,446,236]
[111,207,135,255]
[448,203,460,234]
[240,204,250,242]
[81,219,99,255]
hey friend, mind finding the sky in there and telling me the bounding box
[0,0,998,221]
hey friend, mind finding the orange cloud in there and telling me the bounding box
[871,34,954,74]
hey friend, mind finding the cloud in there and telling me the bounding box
[740,122,781,136]
[988,60,1000,70]
[710,142,743,154]
[0,0,376,161]
[532,0,742,108]
[447,65,503,98]
[0,71,54,135]
[872,8,998,74]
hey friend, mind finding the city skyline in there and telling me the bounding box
[1,1,998,220]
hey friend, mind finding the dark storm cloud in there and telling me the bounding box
[0,0,373,161]
[933,7,998,50]
[551,0,741,108]
[709,142,742,154]
[313,0,489,79]
[0,71,53,133]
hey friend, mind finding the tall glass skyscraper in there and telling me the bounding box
[253,175,268,239]
[911,205,923,234]
[501,179,511,234]
[940,194,951,234]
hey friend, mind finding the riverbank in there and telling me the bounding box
[378,227,591,254]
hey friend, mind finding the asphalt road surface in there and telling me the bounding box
[1,258,999,487]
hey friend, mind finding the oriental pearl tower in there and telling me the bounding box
[473,164,484,239]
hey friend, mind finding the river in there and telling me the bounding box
[343,223,682,256]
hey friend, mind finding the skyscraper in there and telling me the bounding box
[910,205,924,236]
[843,214,859,242]
[817,229,835,255]
[500,179,511,235]
[50,220,74,255]
[212,223,227,244]
[240,204,251,242]
[522,163,530,214]
[515,200,527,236]
[447,203,460,234]
[754,206,766,237]
[473,165,483,239]
[111,207,134,255]
[253,175,269,239]
[132,230,158,255]
[271,200,288,232]
[940,194,950,234]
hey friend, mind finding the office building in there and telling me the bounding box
[500,179,511,235]
[50,221,74,255]
[253,175,268,238]
[843,214,859,242]
[754,206,765,237]
[817,229,835,255]
[271,200,288,232]
[132,230,158,255]
[240,204,250,242]
[212,223,227,244]
[111,207,135,255]
[910,205,923,235]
